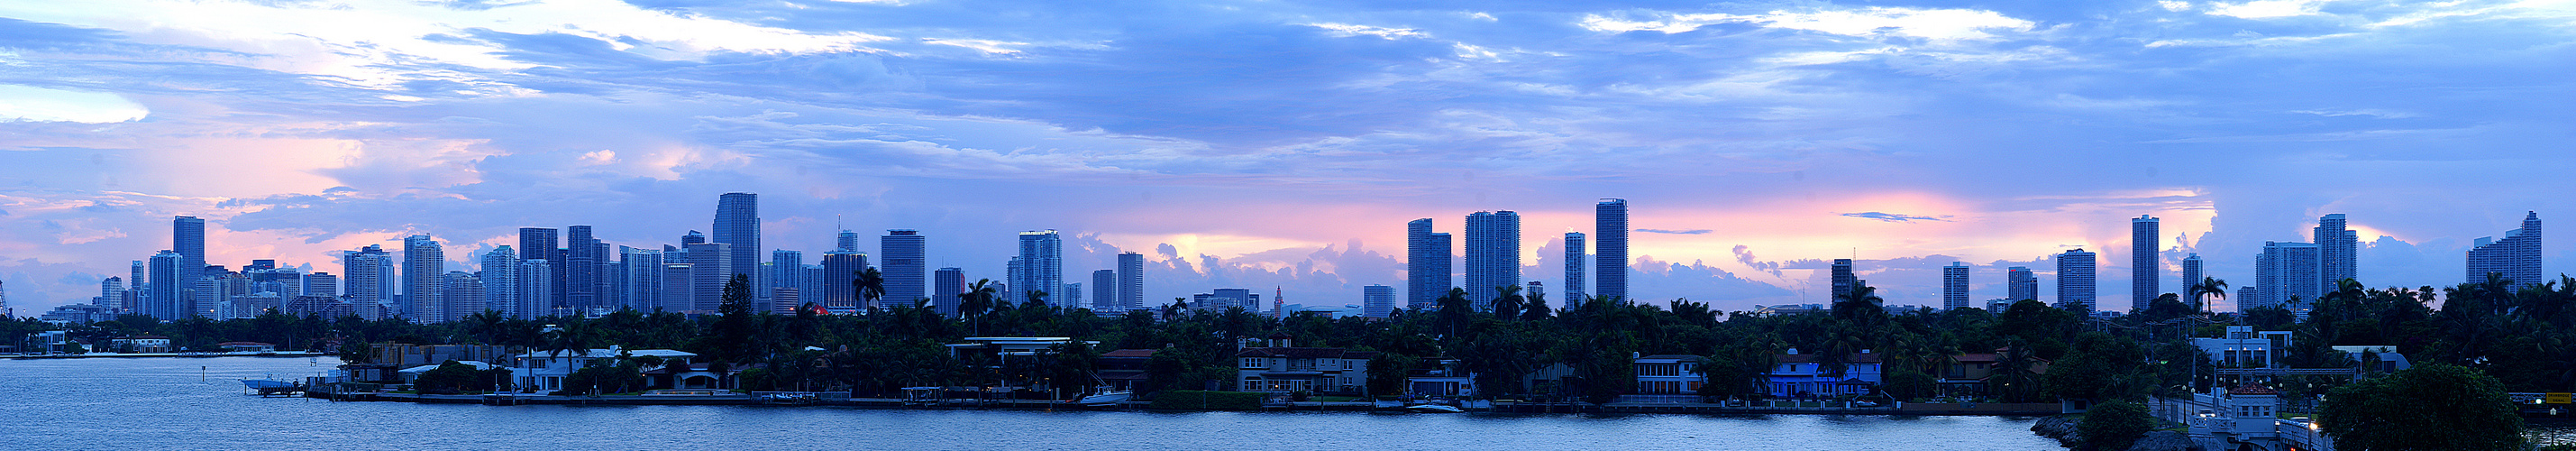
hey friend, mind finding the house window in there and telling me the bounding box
[1240,357,1264,369]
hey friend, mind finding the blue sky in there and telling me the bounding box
[0,0,2571,313]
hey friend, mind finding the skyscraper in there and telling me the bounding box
[2180,253,2203,303]
[1063,283,1082,310]
[2256,241,2323,310]
[2315,214,2357,287]
[1564,232,1586,302]
[1092,269,1117,311]
[838,229,861,253]
[98,276,124,307]
[713,193,762,285]
[402,235,446,322]
[2056,249,2096,313]
[1364,284,1395,318]
[564,226,599,311]
[305,272,338,298]
[2007,266,2037,302]
[2132,215,2159,312]
[1405,218,1453,309]
[1118,252,1144,312]
[655,262,688,315]
[623,248,664,312]
[770,250,804,305]
[172,216,206,290]
[820,251,868,309]
[443,271,483,320]
[933,267,965,318]
[481,245,521,318]
[1016,230,1063,305]
[2467,212,2543,288]
[344,244,393,311]
[148,251,184,319]
[1596,198,1629,301]
[882,230,927,308]
[1464,210,1521,309]
[517,227,560,312]
[1831,259,1857,301]
[1942,262,1969,310]
[683,242,732,312]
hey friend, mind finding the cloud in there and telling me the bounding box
[1637,228,1713,235]
[1841,212,1953,223]
[0,86,148,123]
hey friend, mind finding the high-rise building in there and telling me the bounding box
[1092,269,1117,311]
[306,272,338,298]
[2132,215,2159,312]
[1596,198,1630,301]
[564,226,600,311]
[681,230,707,245]
[1564,232,1586,302]
[147,251,185,319]
[771,250,804,303]
[1006,257,1024,303]
[1063,283,1082,310]
[517,227,561,312]
[172,216,206,290]
[2180,253,2203,304]
[933,267,965,318]
[2236,286,2258,312]
[838,230,861,253]
[684,242,733,312]
[1016,230,1063,305]
[1118,252,1144,312]
[714,193,762,286]
[882,230,927,308]
[344,244,394,311]
[1465,211,1522,309]
[623,248,664,312]
[443,271,483,319]
[401,235,446,322]
[2056,249,2096,313]
[1363,284,1395,318]
[2007,266,2037,302]
[2467,212,2544,288]
[1831,259,1857,301]
[2315,214,2357,287]
[820,252,868,309]
[657,262,690,315]
[1405,218,1453,309]
[481,246,522,318]
[1942,262,1969,310]
[98,276,124,307]
[2256,241,2323,310]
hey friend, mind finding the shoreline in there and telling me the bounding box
[5,352,330,360]
[324,392,2062,416]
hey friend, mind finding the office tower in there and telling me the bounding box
[1831,259,1857,301]
[818,252,867,309]
[1117,252,1145,311]
[681,230,708,245]
[1213,288,1254,310]
[2180,253,2203,301]
[683,242,733,312]
[128,261,145,311]
[1464,210,1521,309]
[838,230,861,253]
[344,244,393,309]
[172,216,206,289]
[2256,241,2323,310]
[2235,286,2258,312]
[933,267,965,318]
[401,235,445,322]
[714,193,762,284]
[799,264,825,309]
[882,230,927,308]
[1406,218,1453,309]
[600,244,626,309]
[1525,281,1544,311]
[563,226,599,311]
[2056,249,2096,313]
[1942,262,1969,310]
[1564,232,1586,302]
[2467,212,2544,288]
[771,250,804,301]
[1017,230,1063,305]
[98,276,124,307]
[305,272,338,298]
[2132,215,2159,312]
[1064,283,1082,309]
[480,246,521,318]
[623,248,664,312]
[147,251,184,318]
[443,271,483,319]
[1364,284,1395,318]
[2315,214,2358,287]
[1092,269,1117,311]
[1596,198,1630,301]
[1006,257,1024,303]
[2007,266,2037,303]
[517,227,561,311]
[658,262,691,315]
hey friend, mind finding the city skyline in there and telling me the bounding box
[3,1,2574,316]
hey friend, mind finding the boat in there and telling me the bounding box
[1073,390,1131,407]
[241,379,303,395]
[1403,403,1464,413]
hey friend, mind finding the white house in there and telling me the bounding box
[1765,348,1883,398]
[506,346,696,392]
[2193,326,2292,368]
[1633,354,1704,394]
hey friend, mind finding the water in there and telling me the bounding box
[2,357,2063,450]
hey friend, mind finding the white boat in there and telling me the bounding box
[1074,391,1131,407]
[1403,403,1464,413]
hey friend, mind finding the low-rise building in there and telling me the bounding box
[1236,333,1374,395]
[217,342,276,353]
[2194,326,2292,368]
[372,344,510,369]
[113,336,171,354]
[1633,354,1704,394]
[1766,348,1883,398]
[506,346,698,392]
[1098,349,1157,392]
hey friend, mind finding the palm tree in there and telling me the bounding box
[2188,277,2229,314]
[962,279,999,336]
[1493,284,1524,319]
[1521,289,1551,320]
[854,267,886,309]
[1026,289,1049,308]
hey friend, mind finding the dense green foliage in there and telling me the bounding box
[412,361,512,394]
[2321,364,2525,451]
[2077,400,2154,451]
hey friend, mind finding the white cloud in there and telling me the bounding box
[922,38,1029,55]
[0,85,148,124]
[1581,6,2037,43]
[1305,23,1430,40]
[2206,0,2340,19]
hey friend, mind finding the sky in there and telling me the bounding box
[0,0,2571,315]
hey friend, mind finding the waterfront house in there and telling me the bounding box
[113,336,171,354]
[1098,349,1157,392]
[1633,354,1705,394]
[217,342,276,353]
[640,363,756,390]
[1936,349,2050,399]
[26,331,73,354]
[1235,333,1375,395]
[506,346,698,392]
[1405,358,1476,398]
[1764,348,1883,398]
[2193,326,2292,369]
[945,336,1096,360]
[397,361,496,383]
[372,344,510,370]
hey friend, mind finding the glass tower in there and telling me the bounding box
[882,230,927,308]
[1595,198,1629,301]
